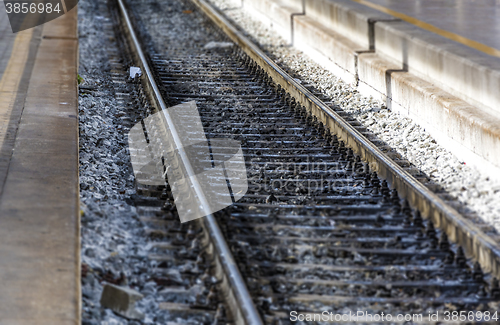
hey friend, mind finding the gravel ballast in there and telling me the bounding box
[78,2,228,324]
[77,0,499,321]
[78,1,166,323]
[206,0,500,236]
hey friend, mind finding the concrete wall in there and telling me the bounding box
[236,0,500,170]
[375,21,500,117]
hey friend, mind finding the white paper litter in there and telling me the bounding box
[203,41,234,50]
[129,66,142,78]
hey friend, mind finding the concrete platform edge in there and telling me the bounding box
[0,7,80,325]
[235,0,500,172]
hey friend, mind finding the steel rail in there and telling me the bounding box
[189,0,500,278]
[115,0,263,324]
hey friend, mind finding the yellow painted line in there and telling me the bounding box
[0,28,34,148]
[350,0,500,58]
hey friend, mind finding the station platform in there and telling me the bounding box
[0,8,79,325]
[229,0,500,173]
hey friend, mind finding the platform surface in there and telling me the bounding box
[361,0,500,52]
[0,10,17,79]
[0,7,80,325]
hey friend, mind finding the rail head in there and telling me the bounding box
[114,0,263,324]
[190,0,500,278]
[115,0,500,321]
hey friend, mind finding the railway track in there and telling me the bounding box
[111,0,500,323]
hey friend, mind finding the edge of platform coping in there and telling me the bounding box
[42,6,81,324]
[42,6,78,40]
[235,0,500,176]
[194,0,500,279]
